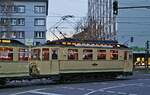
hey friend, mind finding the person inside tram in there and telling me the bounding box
[52,50,58,59]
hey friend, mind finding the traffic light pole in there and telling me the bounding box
[119,6,150,9]
[145,41,149,71]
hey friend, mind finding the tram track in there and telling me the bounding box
[0,77,130,89]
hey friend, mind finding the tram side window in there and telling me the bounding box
[129,53,133,60]
[0,47,13,61]
[68,49,78,60]
[83,49,93,60]
[42,48,49,61]
[52,49,58,60]
[110,50,118,60]
[19,48,28,61]
[97,50,106,60]
[31,49,40,60]
[124,51,128,60]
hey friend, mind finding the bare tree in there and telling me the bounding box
[74,17,88,34]
[73,17,90,40]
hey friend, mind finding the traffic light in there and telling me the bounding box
[146,40,149,50]
[113,0,118,15]
[130,37,134,43]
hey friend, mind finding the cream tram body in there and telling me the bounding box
[30,42,133,80]
[0,39,133,84]
[0,39,29,84]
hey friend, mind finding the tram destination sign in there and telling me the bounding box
[0,39,11,43]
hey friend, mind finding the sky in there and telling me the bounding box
[118,0,150,47]
[47,0,150,47]
[47,0,87,40]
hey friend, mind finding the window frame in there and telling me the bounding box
[0,5,25,13]
[34,18,46,26]
[16,5,25,13]
[0,47,13,62]
[97,50,106,60]
[31,48,41,60]
[0,18,25,26]
[34,31,46,39]
[68,49,78,60]
[34,5,46,14]
[110,50,118,60]
[51,48,58,60]
[83,49,93,60]
[19,48,29,62]
[0,31,25,39]
[42,48,49,61]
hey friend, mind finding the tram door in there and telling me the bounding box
[51,48,59,75]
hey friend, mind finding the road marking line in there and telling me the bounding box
[117,92,127,95]
[77,88,86,90]
[137,79,150,81]
[11,91,32,95]
[62,86,94,91]
[61,87,75,90]
[101,82,108,84]
[67,87,75,90]
[106,90,115,93]
[10,88,48,95]
[84,83,142,95]
[29,91,63,95]
[87,89,95,91]
[128,94,138,95]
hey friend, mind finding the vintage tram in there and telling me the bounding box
[30,38,133,82]
[0,38,133,84]
[0,39,29,85]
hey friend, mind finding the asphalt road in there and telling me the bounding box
[0,72,150,95]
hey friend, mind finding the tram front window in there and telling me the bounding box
[0,47,13,61]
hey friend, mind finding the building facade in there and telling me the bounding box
[87,0,116,40]
[0,0,48,45]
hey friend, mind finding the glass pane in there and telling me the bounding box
[124,51,128,60]
[0,47,13,61]
[97,50,106,60]
[31,49,41,60]
[42,48,49,60]
[52,49,58,60]
[19,48,28,61]
[110,50,118,60]
[83,49,93,60]
[68,49,78,60]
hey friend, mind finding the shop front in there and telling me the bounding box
[133,53,150,69]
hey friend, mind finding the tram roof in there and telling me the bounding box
[0,39,27,47]
[43,38,129,49]
[47,38,118,44]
